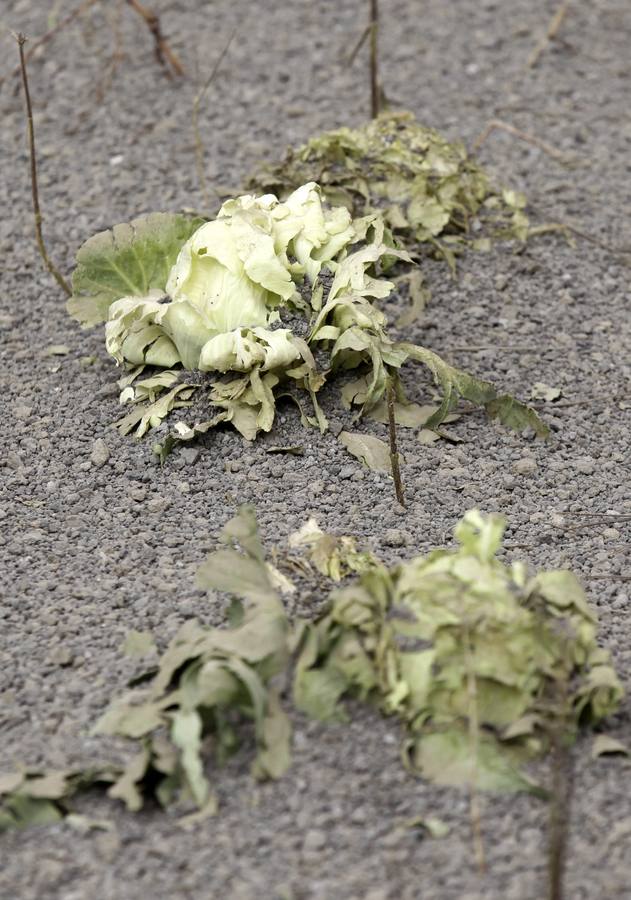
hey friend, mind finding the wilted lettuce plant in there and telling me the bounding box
[69,182,544,452]
[248,112,530,265]
[0,508,623,827]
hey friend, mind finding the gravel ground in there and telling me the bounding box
[1,1,630,898]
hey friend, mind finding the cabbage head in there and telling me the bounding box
[105,183,355,373]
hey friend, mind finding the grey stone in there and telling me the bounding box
[181,447,201,465]
[90,438,110,468]
[512,456,538,476]
[574,456,597,475]
[303,829,327,852]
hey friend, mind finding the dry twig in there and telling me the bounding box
[0,0,99,90]
[345,24,371,67]
[386,375,405,507]
[125,0,184,77]
[546,669,574,900]
[528,1,572,70]
[369,0,380,118]
[464,627,486,875]
[525,213,631,265]
[14,32,71,297]
[94,0,126,104]
[471,119,575,165]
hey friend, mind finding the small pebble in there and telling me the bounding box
[574,456,596,475]
[90,438,110,468]
[512,457,538,476]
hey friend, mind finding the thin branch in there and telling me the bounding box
[369,0,380,118]
[193,26,239,208]
[562,517,631,532]
[471,119,577,165]
[464,626,486,875]
[345,24,371,67]
[525,214,631,264]
[386,375,405,507]
[568,512,631,519]
[94,0,127,104]
[546,668,574,900]
[125,0,185,77]
[583,574,631,582]
[528,0,572,70]
[14,33,71,297]
[529,394,631,410]
[0,0,99,90]
[445,344,542,352]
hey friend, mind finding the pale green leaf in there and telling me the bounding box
[485,395,550,438]
[122,630,157,658]
[339,431,395,472]
[69,213,205,327]
[591,735,629,759]
[171,709,209,807]
[411,729,544,795]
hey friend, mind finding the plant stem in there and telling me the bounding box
[125,0,185,76]
[527,0,571,69]
[369,0,380,118]
[386,374,405,507]
[14,33,72,298]
[547,675,574,900]
[464,627,486,875]
[471,119,574,165]
[1,0,99,90]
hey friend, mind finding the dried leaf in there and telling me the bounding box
[485,395,550,438]
[171,710,209,807]
[591,735,629,759]
[530,382,563,402]
[122,630,157,657]
[411,729,544,795]
[265,446,305,455]
[339,431,395,472]
[368,400,440,428]
[401,816,451,838]
[43,344,70,356]
[69,213,205,327]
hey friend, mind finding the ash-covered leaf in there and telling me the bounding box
[417,428,441,445]
[288,518,376,581]
[247,111,527,260]
[43,344,70,356]
[591,735,629,759]
[0,767,117,832]
[368,400,456,429]
[115,383,197,438]
[293,666,351,722]
[107,746,152,812]
[64,813,115,833]
[530,382,562,402]
[122,630,157,658]
[69,213,205,327]
[339,430,395,472]
[251,691,292,780]
[410,728,544,795]
[400,816,451,839]
[485,394,550,438]
[196,507,279,606]
[92,699,165,739]
[171,709,209,807]
[395,270,430,328]
[0,795,64,831]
